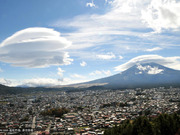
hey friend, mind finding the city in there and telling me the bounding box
[0,87,179,135]
[1,0,180,135]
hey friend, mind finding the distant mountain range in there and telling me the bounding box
[81,63,180,89]
[0,62,180,95]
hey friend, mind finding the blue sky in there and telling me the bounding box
[0,0,180,87]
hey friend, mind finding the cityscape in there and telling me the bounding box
[0,0,180,135]
[0,87,179,134]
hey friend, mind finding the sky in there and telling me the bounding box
[0,0,180,87]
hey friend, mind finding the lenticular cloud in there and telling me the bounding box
[0,27,73,68]
[115,55,180,72]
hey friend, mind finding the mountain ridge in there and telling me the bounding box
[82,62,180,88]
[0,63,180,93]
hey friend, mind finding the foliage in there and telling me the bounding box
[20,115,29,122]
[104,113,180,135]
[40,107,69,117]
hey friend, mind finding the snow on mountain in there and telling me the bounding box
[85,62,180,89]
[136,64,164,75]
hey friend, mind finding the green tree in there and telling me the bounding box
[132,116,153,135]
[154,113,180,135]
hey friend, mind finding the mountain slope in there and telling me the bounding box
[85,63,180,88]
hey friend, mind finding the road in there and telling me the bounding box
[45,120,52,133]
[30,116,37,135]
[32,116,36,129]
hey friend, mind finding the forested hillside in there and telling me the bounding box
[104,113,180,135]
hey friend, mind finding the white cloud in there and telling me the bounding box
[141,0,180,33]
[53,0,146,51]
[59,77,89,85]
[105,0,113,4]
[19,78,84,87]
[0,27,73,68]
[21,78,60,87]
[103,70,112,76]
[89,70,112,76]
[86,0,95,7]
[145,47,162,52]
[119,55,123,60]
[52,0,180,56]
[70,73,86,79]
[57,67,65,77]
[90,70,102,76]
[0,77,90,87]
[0,78,17,86]
[115,55,180,71]
[80,61,87,67]
[96,52,116,60]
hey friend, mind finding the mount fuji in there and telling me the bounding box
[84,63,180,89]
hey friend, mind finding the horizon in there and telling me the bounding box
[1,61,179,88]
[0,0,180,87]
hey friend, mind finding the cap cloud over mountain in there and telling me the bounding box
[85,63,180,89]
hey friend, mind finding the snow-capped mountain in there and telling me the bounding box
[85,63,180,88]
[135,63,164,75]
